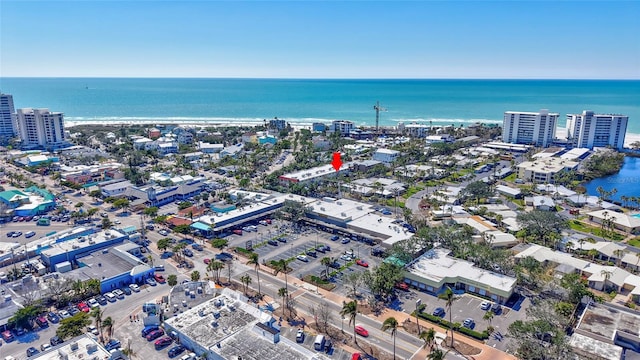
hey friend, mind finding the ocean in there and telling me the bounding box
[1,78,639,135]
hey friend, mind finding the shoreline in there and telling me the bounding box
[64,119,640,148]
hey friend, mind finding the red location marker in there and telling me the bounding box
[331,152,342,172]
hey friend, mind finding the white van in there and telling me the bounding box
[104,292,117,302]
[313,335,325,351]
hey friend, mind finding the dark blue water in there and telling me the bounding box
[584,156,640,202]
[1,78,639,132]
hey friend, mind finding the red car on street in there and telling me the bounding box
[355,259,369,268]
[355,326,369,337]
[204,258,211,265]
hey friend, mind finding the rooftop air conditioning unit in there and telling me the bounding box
[70,342,79,351]
[72,245,80,249]
[341,213,346,217]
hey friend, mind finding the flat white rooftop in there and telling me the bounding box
[31,334,120,360]
[306,198,374,223]
[279,163,348,182]
[407,248,516,294]
[40,229,126,257]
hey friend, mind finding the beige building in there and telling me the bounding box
[516,157,578,183]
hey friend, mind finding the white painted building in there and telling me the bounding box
[566,110,628,150]
[328,120,354,136]
[502,109,558,147]
[372,148,400,164]
[516,157,579,183]
[14,108,66,149]
[0,92,16,142]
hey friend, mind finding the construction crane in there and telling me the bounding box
[373,100,386,134]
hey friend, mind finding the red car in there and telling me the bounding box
[355,325,369,337]
[204,258,211,265]
[77,302,90,313]
[356,259,369,268]
[154,274,166,283]
[395,282,409,291]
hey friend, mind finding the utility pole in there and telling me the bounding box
[373,101,386,135]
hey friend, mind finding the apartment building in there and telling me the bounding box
[14,108,66,150]
[0,92,16,143]
[566,110,628,150]
[502,109,558,147]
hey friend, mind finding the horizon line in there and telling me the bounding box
[1,76,639,81]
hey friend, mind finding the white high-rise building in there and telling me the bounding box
[15,108,66,149]
[0,92,16,143]
[566,111,628,150]
[502,109,558,147]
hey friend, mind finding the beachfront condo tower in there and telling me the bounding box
[566,110,628,150]
[0,92,16,144]
[14,108,67,150]
[502,109,558,147]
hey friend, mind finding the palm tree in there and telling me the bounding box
[278,287,288,317]
[247,253,261,296]
[613,249,626,267]
[90,307,104,342]
[102,317,114,339]
[483,310,494,327]
[438,287,457,348]
[340,300,358,344]
[419,328,437,350]
[273,259,289,293]
[601,269,613,291]
[427,349,449,360]
[240,274,252,295]
[191,270,201,282]
[381,317,399,360]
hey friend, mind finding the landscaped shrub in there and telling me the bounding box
[415,312,489,340]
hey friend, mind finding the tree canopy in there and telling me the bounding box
[516,210,568,248]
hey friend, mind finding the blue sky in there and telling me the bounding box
[1,1,639,79]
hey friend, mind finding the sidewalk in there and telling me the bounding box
[282,275,517,360]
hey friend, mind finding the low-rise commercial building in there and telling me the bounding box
[164,289,324,360]
[404,248,517,303]
[372,148,400,164]
[31,333,126,360]
[278,163,348,185]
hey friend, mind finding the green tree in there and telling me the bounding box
[381,317,399,360]
[90,307,104,342]
[101,316,114,339]
[210,238,228,250]
[56,312,91,339]
[240,274,252,295]
[113,198,130,213]
[462,180,492,205]
[438,287,457,348]
[340,300,358,344]
[101,217,112,229]
[516,210,568,248]
[191,270,201,282]
[157,238,172,252]
[273,259,290,294]
[427,349,449,360]
[278,287,288,317]
[420,328,437,350]
[167,274,178,287]
[247,253,262,296]
[9,304,43,330]
[143,206,159,217]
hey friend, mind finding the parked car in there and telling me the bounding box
[35,316,49,328]
[146,278,157,286]
[1,330,15,342]
[432,307,445,317]
[57,310,71,319]
[155,336,173,350]
[277,237,287,243]
[122,286,132,295]
[354,326,369,337]
[480,301,491,311]
[26,347,40,357]
[87,325,99,335]
[491,303,502,314]
[330,235,339,241]
[50,336,63,346]
[158,229,169,236]
[463,318,475,329]
[129,284,141,292]
[168,345,186,358]
[296,329,305,343]
[154,274,166,283]
[141,326,159,337]
[341,238,351,244]
[104,339,121,351]
[104,292,117,302]
[77,302,90,313]
[47,312,60,323]
[192,243,203,251]
[87,298,100,309]
[306,250,317,257]
[395,282,409,291]
[340,254,352,261]
[25,231,36,238]
[40,343,52,351]
[146,329,164,341]
[96,296,107,305]
[356,259,369,268]
[297,255,309,262]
